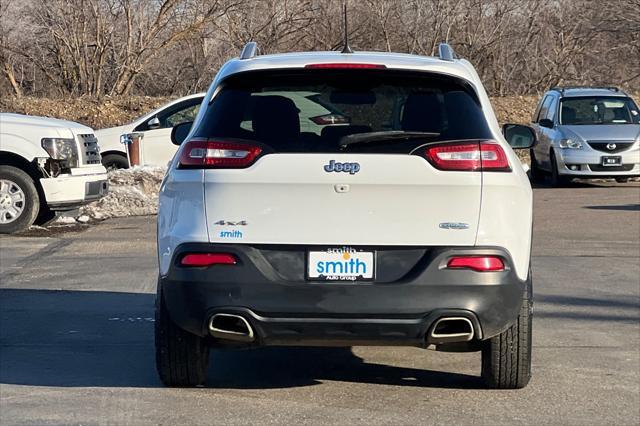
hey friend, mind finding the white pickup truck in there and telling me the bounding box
[0,113,108,233]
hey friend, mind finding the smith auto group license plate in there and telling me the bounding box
[307,248,375,281]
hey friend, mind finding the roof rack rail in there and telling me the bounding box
[550,85,620,94]
[438,43,456,62]
[240,42,259,60]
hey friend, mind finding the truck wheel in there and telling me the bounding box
[0,166,40,234]
[481,270,532,389]
[155,285,209,387]
[102,153,129,170]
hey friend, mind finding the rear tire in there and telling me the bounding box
[0,166,40,234]
[528,150,544,184]
[549,151,569,187]
[155,284,210,387]
[102,153,129,170]
[481,270,532,389]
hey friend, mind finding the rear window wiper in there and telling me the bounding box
[339,131,440,148]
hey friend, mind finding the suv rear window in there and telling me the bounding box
[193,70,492,153]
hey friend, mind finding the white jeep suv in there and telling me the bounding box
[155,43,535,389]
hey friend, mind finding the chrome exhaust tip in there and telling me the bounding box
[209,313,255,342]
[429,317,475,343]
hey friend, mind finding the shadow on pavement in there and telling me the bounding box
[535,293,640,323]
[531,180,639,189]
[584,204,640,211]
[0,288,482,390]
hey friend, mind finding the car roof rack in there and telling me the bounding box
[550,86,620,94]
[240,41,259,60]
[438,43,457,61]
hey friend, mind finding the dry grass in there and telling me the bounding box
[0,94,546,129]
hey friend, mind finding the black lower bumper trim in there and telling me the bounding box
[160,244,528,344]
[202,307,482,347]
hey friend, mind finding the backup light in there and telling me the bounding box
[421,141,511,172]
[179,139,262,168]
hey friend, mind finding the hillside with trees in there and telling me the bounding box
[1,0,638,99]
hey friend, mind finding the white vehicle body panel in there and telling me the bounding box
[141,128,176,167]
[203,154,481,246]
[95,94,205,166]
[158,52,533,281]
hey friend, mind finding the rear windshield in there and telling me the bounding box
[560,96,640,125]
[193,70,492,153]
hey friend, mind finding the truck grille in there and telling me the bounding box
[77,134,102,165]
[587,140,635,153]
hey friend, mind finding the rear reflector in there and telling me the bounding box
[181,253,237,267]
[304,63,386,69]
[447,256,505,272]
[421,141,511,172]
[179,139,262,169]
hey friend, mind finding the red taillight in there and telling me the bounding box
[181,253,237,267]
[304,63,386,69]
[422,141,511,172]
[447,256,505,272]
[179,139,262,169]
[479,142,511,171]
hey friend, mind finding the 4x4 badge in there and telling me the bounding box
[213,220,247,226]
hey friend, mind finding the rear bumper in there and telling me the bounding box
[160,244,528,346]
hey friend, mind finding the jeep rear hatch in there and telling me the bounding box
[187,70,500,246]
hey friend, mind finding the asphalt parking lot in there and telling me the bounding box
[1,181,639,425]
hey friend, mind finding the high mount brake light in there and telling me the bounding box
[181,253,237,267]
[421,141,511,172]
[179,139,262,169]
[304,63,387,69]
[447,256,505,272]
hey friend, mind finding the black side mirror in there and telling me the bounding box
[171,121,193,146]
[503,124,536,149]
[538,118,554,129]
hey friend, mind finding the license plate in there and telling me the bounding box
[307,248,375,281]
[601,156,622,166]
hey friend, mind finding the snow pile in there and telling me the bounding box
[79,166,166,220]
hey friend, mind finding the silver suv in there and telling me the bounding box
[530,87,640,186]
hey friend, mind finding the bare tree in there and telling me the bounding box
[0,0,637,98]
